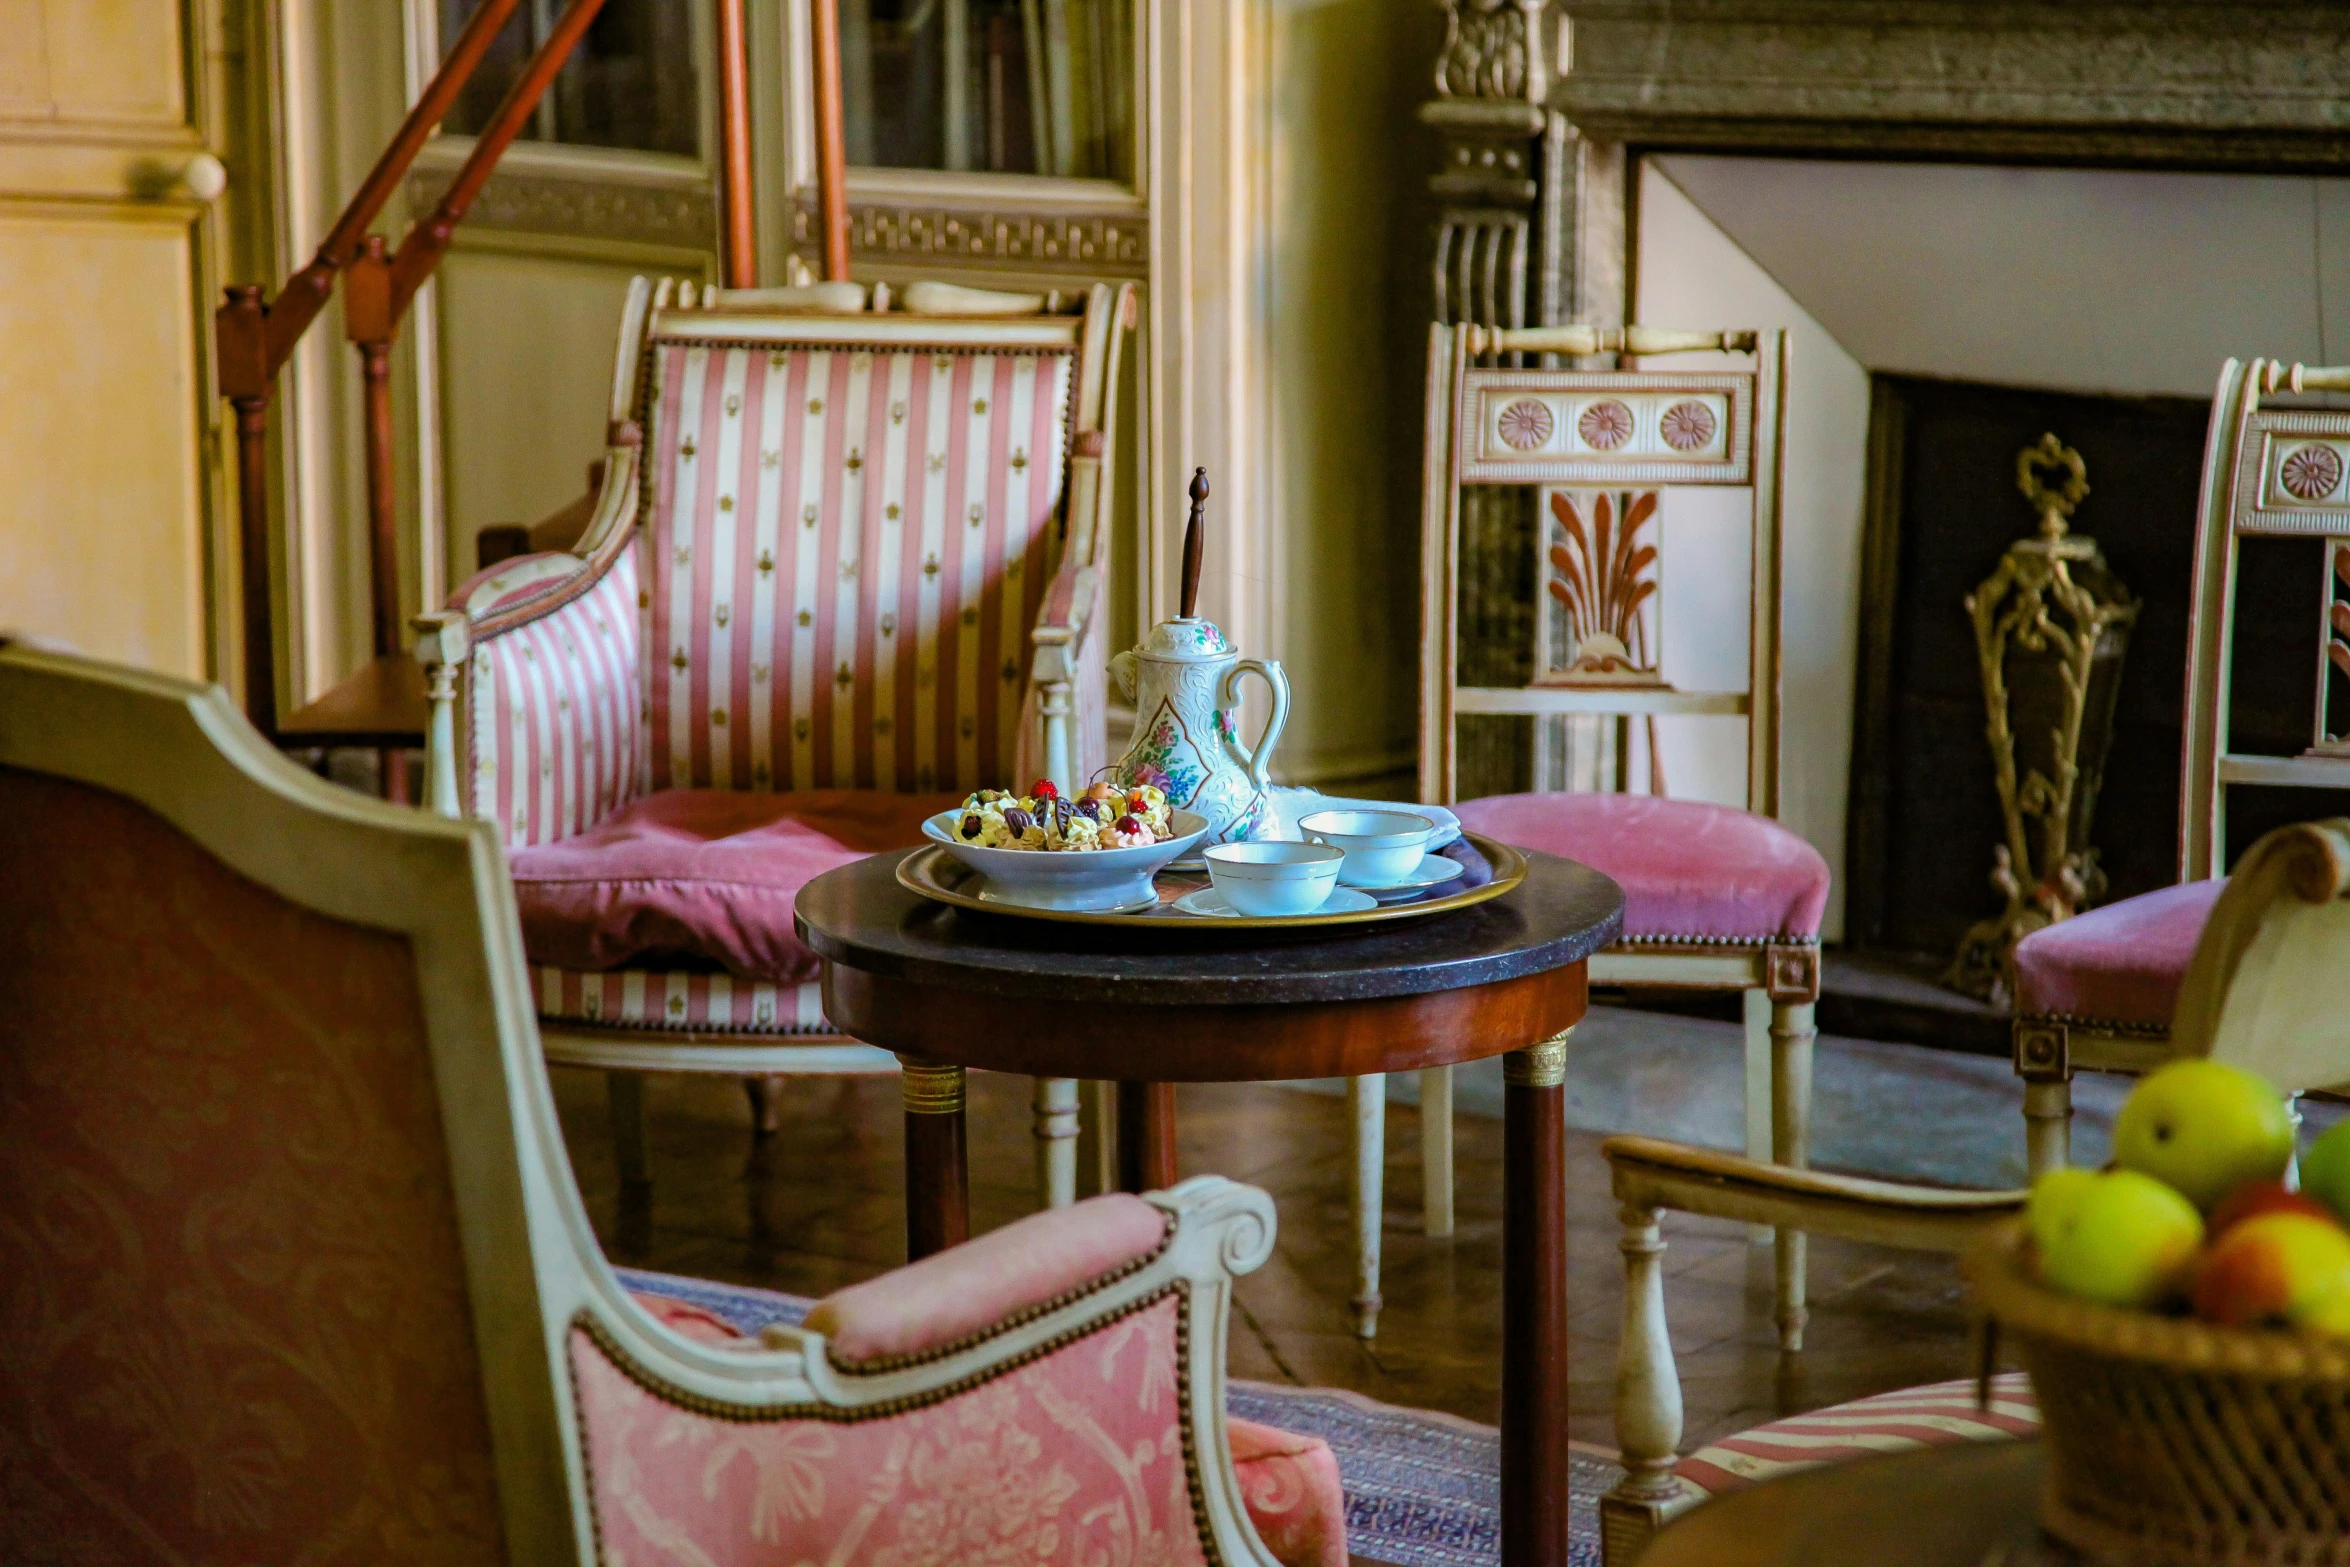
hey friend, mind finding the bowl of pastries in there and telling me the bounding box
[923,779,1208,912]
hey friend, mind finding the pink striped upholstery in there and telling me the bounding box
[1674,1373,2038,1498]
[642,338,1073,797]
[533,963,830,1034]
[465,545,645,849]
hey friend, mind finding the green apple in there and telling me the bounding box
[2037,1168,2204,1309]
[2300,1120,2350,1225]
[2027,1167,2101,1254]
[2111,1059,2294,1212]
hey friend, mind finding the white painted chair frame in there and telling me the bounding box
[2017,357,2350,1175]
[0,643,1295,1567]
[418,277,1134,1213]
[1406,321,1819,1349]
[1606,814,2350,1564]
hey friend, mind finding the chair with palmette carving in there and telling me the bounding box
[0,643,1346,1567]
[412,276,1133,1209]
[1403,322,1829,1352]
[2010,356,2350,1174]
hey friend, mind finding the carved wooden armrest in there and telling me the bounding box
[1603,1134,2025,1252]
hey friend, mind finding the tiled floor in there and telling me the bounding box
[554,1001,2062,1450]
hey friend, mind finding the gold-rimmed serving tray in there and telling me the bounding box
[896,832,1528,930]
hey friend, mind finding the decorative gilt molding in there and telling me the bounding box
[792,197,1148,279]
[404,167,717,252]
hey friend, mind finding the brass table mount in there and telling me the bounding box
[1948,434,2141,1004]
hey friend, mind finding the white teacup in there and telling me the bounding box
[1298,809,1436,887]
[1204,840,1344,916]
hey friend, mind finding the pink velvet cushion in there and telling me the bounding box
[508,787,961,983]
[2012,879,2223,1028]
[805,1192,1170,1364]
[1454,792,1830,943]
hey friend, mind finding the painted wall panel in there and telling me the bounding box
[0,212,206,674]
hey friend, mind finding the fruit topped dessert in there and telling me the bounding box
[2026,1058,2350,1334]
[955,779,1174,852]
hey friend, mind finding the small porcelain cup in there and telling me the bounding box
[1298,809,1437,887]
[1204,841,1344,917]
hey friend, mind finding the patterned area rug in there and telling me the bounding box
[614,1267,1613,1567]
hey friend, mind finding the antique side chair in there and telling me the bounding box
[2012,356,2350,1173]
[416,276,1133,1208]
[1602,814,2350,1565]
[1411,321,1827,1350]
[0,644,1344,1567]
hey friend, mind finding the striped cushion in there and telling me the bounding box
[466,547,645,849]
[533,964,831,1035]
[641,337,1072,797]
[1673,1374,2038,1498]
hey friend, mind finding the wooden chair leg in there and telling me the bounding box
[1770,999,1815,1353]
[1033,1075,1080,1209]
[2023,1076,2072,1178]
[1349,1073,1385,1338]
[1741,989,1772,1247]
[1600,1198,1699,1565]
[743,1074,785,1136]
[1077,1079,1115,1197]
[608,1070,650,1189]
[1420,1064,1455,1237]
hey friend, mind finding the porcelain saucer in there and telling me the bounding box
[1173,886,1378,919]
[1353,853,1467,902]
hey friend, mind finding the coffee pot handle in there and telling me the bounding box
[1109,648,1139,703]
[1218,658,1290,795]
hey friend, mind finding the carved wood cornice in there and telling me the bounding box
[1551,1,2350,168]
[790,196,1149,279]
[404,166,716,251]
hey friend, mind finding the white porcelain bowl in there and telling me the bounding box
[1297,808,1437,887]
[1203,840,1345,916]
[924,808,1208,912]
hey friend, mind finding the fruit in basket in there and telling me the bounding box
[2190,1210,2350,1328]
[2035,1168,2205,1308]
[2027,1167,2102,1255]
[2112,1060,2295,1211]
[2299,1121,2350,1223]
[2207,1179,2338,1237]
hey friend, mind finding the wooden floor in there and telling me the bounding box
[554,1062,1980,1450]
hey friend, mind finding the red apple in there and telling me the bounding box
[2207,1180,2342,1238]
[2191,1212,2350,1327]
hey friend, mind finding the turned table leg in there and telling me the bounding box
[900,1054,969,1259]
[1503,1030,1573,1567]
[1116,1081,1178,1193]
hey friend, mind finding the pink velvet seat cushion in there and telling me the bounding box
[2012,879,2223,1029]
[806,1192,1171,1364]
[508,787,962,984]
[1454,792,1830,943]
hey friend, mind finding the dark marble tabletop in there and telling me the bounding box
[794,847,1622,1007]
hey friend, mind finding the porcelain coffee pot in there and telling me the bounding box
[1108,470,1290,858]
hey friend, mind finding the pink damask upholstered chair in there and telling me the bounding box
[414,277,1131,1208]
[2011,356,2350,1174]
[1416,321,1828,1350]
[0,645,1343,1567]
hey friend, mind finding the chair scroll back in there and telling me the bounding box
[2182,359,2350,880]
[634,284,1085,798]
[1419,323,1789,811]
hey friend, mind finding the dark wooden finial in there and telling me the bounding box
[1181,467,1208,620]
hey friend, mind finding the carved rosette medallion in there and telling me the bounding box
[2280,442,2346,503]
[1659,400,1719,453]
[1576,400,1634,452]
[1497,398,1554,449]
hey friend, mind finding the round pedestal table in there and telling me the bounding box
[795,847,1622,1567]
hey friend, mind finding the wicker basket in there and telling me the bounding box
[1967,1223,2350,1566]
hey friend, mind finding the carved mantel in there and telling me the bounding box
[1423,1,2350,334]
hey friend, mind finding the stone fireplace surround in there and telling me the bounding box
[1424,2,2350,1023]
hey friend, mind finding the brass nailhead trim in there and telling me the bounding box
[897,1054,965,1114]
[1505,1031,1572,1089]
